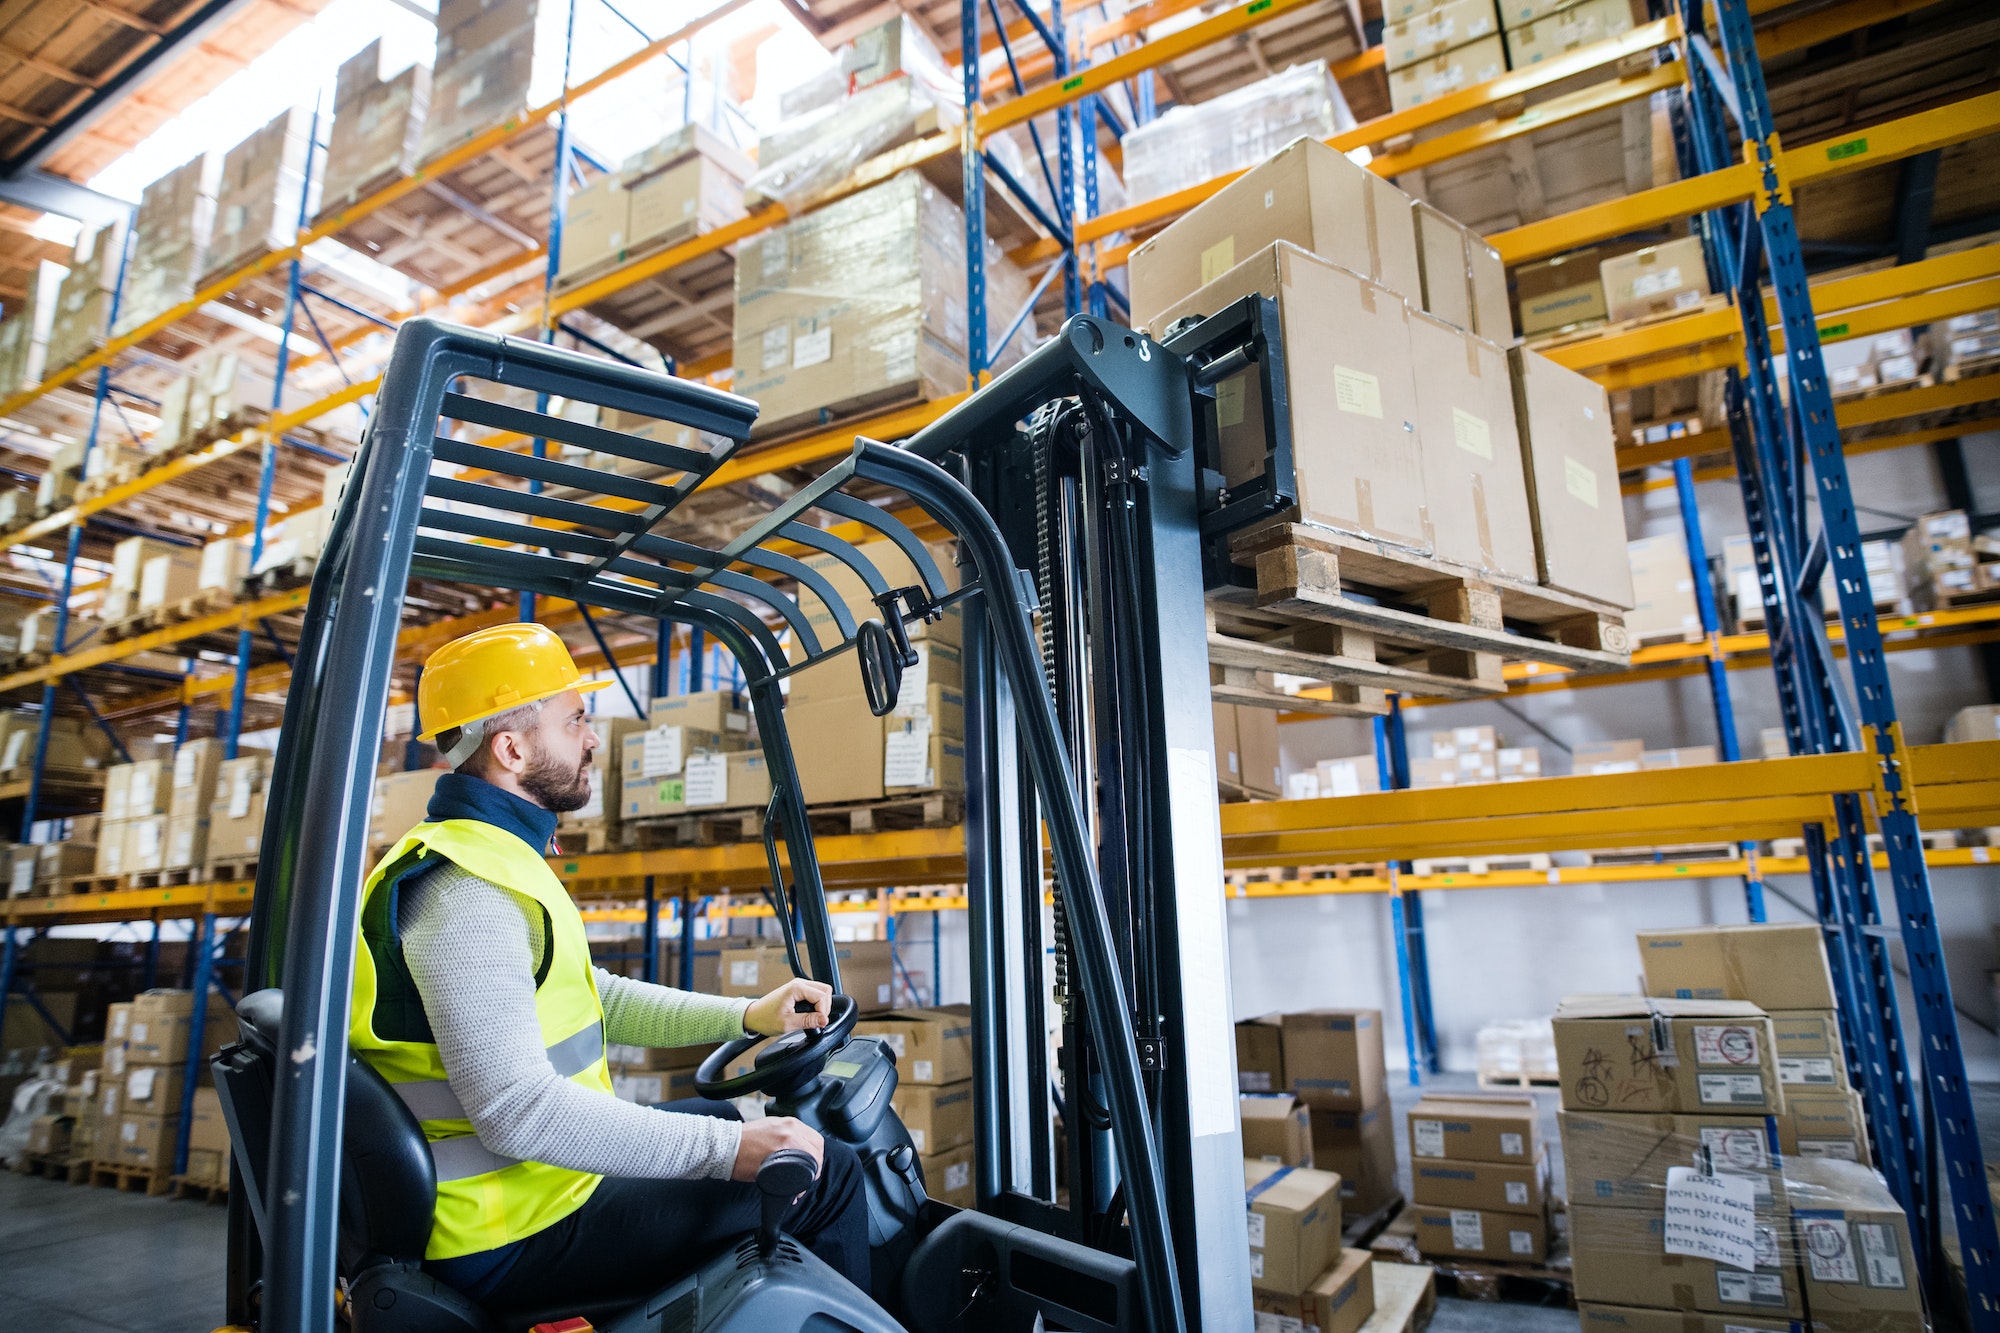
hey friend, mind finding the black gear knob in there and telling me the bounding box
[755,1147,820,1257]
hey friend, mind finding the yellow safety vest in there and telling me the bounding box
[350,819,610,1260]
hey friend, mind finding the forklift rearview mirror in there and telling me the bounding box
[855,620,904,718]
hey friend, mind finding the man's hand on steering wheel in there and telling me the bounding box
[745,976,834,1036]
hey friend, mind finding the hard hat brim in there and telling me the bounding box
[416,677,614,742]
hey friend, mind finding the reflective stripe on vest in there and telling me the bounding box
[389,1020,606,1150]
[350,819,612,1259]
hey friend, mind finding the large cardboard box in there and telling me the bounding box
[1569,1203,1803,1317]
[718,940,897,1012]
[788,698,886,804]
[1553,997,1783,1115]
[1769,1009,1847,1092]
[1625,534,1702,643]
[1383,0,1502,70]
[372,769,443,846]
[1560,1109,1787,1210]
[1410,1148,1549,1214]
[1129,136,1421,331]
[207,789,266,862]
[1636,924,1838,1012]
[121,1062,186,1116]
[169,739,222,817]
[1601,237,1709,324]
[1253,1247,1376,1333]
[126,814,167,874]
[558,172,628,278]
[1515,247,1607,336]
[1216,702,1282,798]
[853,1006,973,1084]
[1505,0,1639,64]
[164,812,209,873]
[683,751,772,811]
[320,42,430,212]
[1407,1095,1541,1164]
[127,988,237,1065]
[94,819,131,876]
[1246,1159,1345,1296]
[921,1142,975,1208]
[1780,1087,1871,1166]
[1578,1306,1797,1333]
[1509,345,1633,608]
[1387,34,1506,114]
[1154,242,1429,554]
[1413,1205,1548,1262]
[1236,1010,1387,1111]
[648,690,752,736]
[1311,1103,1400,1213]
[1408,311,1536,577]
[207,107,313,280]
[1784,1157,1924,1330]
[114,1113,182,1171]
[1241,1093,1315,1167]
[1412,201,1510,342]
[189,1085,231,1155]
[891,1080,972,1156]
[787,538,963,678]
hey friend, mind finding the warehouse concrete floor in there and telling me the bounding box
[5,1075,1997,1332]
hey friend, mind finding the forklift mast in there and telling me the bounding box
[236,308,1286,1333]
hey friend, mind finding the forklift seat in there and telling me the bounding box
[214,989,632,1333]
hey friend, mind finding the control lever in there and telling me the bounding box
[756,1147,820,1258]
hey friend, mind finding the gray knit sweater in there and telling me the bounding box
[397,861,752,1180]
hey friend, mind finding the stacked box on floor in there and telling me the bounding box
[1555,992,1802,1318]
[1635,923,1868,1164]
[1502,0,1639,64]
[1407,1094,1551,1262]
[207,755,269,872]
[1384,0,1505,114]
[1900,510,1997,609]
[731,171,1033,437]
[1236,1009,1398,1215]
[103,989,238,1174]
[183,1085,233,1185]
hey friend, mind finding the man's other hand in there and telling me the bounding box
[745,976,834,1036]
[731,1115,824,1181]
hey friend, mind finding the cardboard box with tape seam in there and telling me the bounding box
[1784,1156,1924,1329]
[1311,1103,1400,1213]
[1553,996,1784,1116]
[1241,1093,1315,1167]
[1413,1204,1550,1262]
[1407,1094,1542,1164]
[1569,1202,1804,1318]
[1253,1247,1376,1333]
[1560,1108,1788,1211]
[1236,1010,1388,1112]
[1410,1146,1550,1215]
[1245,1159,1345,1297]
[1408,308,1537,578]
[1510,344,1635,608]
[852,1007,973,1084]
[1636,923,1838,1013]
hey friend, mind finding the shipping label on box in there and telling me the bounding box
[890,1080,973,1155]
[1559,1109,1786,1210]
[1768,1010,1846,1090]
[853,1007,973,1084]
[1410,1148,1549,1215]
[1570,1203,1803,1317]
[1408,1096,1540,1163]
[1553,997,1783,1115]
[1414,1205,1548,1262]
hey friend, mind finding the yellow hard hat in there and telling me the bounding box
[417,622,611,743]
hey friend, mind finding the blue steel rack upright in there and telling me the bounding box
[1659,0,1998,1317]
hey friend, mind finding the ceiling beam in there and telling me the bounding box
[0,169,131,226]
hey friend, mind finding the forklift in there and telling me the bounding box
[213,300,1295,1332]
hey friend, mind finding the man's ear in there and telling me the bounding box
[490,729,529,775]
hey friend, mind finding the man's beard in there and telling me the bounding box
[519,741,593,812]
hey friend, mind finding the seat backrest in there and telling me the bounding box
[213,988,440,1273]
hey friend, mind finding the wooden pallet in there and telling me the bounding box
[1342,1195,1408,1250]
[1476,1073,1562,1089]
[12,1150,89,1182]
[620,810,765,849]
[1208,607,1503,720]
[1216,523,1630,698]
[1409,853,1551,876]
[61,873,127,895]
[0,763,102,790]
[90,1161,173,1196]
[129,866,203,889]
[243,555,319,597]
[1228,862,1389,885]
[104,586,241,641]
[556,823,617,855]
[806,792,966,837]
[1427,1246,1574,1304]
[204,857,260,885]
[170,1172,229,1204]
[1357,1260,1438,1333]
[1585,843,1739,866]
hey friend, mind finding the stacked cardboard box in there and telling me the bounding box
[1635,924,1867,1164]
[319,41,432,215]
[718,939,900,1013]
[557,714,647,845]
[559,124,753,281]
[1408,1094,1551,1262]
[1516,248,1608,338]
[1474,1018,1557,1084]
[854,1008,975,1197]
[1121,61,1354,205]
[154,350,275,456]
[1236,1009,1398,1214]
[1901,510,1998,609]
[182,1085,233,1186]
[619,690,761,820]
[1412,725,1500,788]
[1246,1156,1363,1319]
[1502,0,1638,65]
[421,0,539,164]
[1600,238,1709,324]
[731,170,1033,438]
[1384,0,1506,114]
[207,754,269,872]
[101,990,237,1175]
[370,767,444,855]
[1286,754,1381,800]
[1921,310,2000,380]
[1624,534,1702,645]
[96,757,171,878]
[0,257,59,396]
[46,225,121,377]
[205,107,314,282]
[1556,993,1805,1320]
[1412,201,1512,342]
[163,740,221,875]
[117,154,217,337]
[1819,329,1921,399]
[0,710,110,773]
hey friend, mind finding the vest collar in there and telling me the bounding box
[426,772,560,855]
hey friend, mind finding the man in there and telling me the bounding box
[349,622,868,1317]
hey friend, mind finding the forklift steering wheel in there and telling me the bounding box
[694,993,860,1099]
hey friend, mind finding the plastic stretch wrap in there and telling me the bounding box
[116,155,217,337]
[207,106,317,281]
[321,41,432,213]
[745,77,960,211]
[420,12,536,164]
[778,14,956,121]
[731,170,1034,436]
[0,261,56,396]
[1121,62,1354,204]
